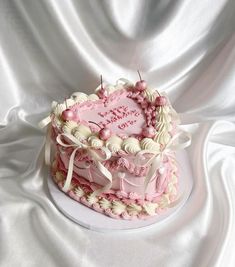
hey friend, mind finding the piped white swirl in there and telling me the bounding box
[166,183,177,195]
[143,88,157,102]
[76,124,91,137]
[71,92,88,103]
[62,121,78,134]
[112,201,126,215]
[126,203,142,216]
[87,194,98,204]
[74,187,85,197]
[143,202,158,215]
[156,105,170,114]
[74,124,92,141]
[88,136,104,148]
[122,137,141,154]
[74,131,86,141]
[67,98,75,107]
[53,103,66,117]
[105,85,116,94]
[87,94,99,101]
[140,138,160,151]
[155,132,171,145]
[156,114,171,124]
[99,198,111,209]
[106,135,123,153]
[159,195,170,208]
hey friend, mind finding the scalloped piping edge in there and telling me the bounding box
[52,162,179,220]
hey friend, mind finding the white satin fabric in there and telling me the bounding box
[1,0,235,266]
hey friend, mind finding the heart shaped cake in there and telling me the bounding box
[40,77,191,220]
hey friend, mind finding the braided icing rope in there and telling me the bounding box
[135,130,192,192]
[56,133,112,194]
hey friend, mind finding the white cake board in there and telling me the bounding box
[47,150,193,232]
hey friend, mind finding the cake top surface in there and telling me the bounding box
[48,78,180,156]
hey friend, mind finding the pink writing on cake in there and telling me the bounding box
[97,105,140,129]
[77,96,146,135]
[118,120,137,130]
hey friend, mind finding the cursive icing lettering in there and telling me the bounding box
[97,105,141,130]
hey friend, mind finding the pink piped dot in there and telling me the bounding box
[145,194,154,201]
[80,196,92,207]
[169,194,177,202]
[122,211,131,220]
[137,199,145,205]
[74,195,81,202]
[141,102,148,109]
[92,203,103,213]
[155,96,167,106]
[129,192,141,200]
[68,190,76,198]
[116,191,124,199]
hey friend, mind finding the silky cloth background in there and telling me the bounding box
[0,0,235,266]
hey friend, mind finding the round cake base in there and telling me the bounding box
[47,150,193,232]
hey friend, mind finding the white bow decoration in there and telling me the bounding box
[56,133,112,194]
[135,130,191,191]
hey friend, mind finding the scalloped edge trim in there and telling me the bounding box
[52,170,178,220]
